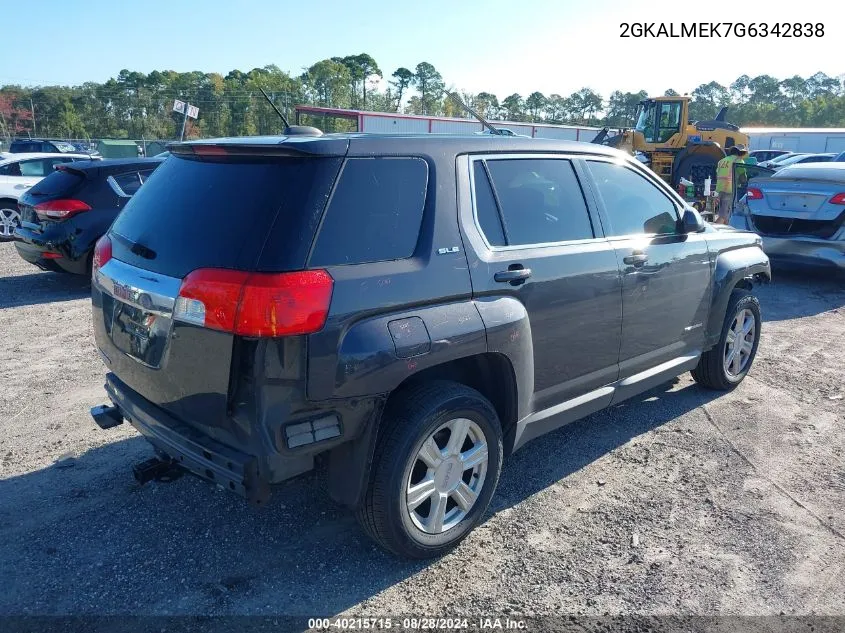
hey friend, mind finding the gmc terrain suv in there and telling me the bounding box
[89,134,770,558]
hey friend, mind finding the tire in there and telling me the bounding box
[691,290,761,390]
[673,156,717,195]
[356,381,503,558]
[0,200,20,242]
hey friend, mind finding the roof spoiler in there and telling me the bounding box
[167,138,348,158]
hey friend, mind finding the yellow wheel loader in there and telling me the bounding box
[592,96,749,199]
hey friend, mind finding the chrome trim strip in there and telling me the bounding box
[94,257,181,317]
[520,385,615,427]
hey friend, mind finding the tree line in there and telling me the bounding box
[1,54,843,142]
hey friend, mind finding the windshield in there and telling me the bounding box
[634,100,681,143]
[53,141,77,153]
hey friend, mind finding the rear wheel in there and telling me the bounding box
[0,201,20,241]
[356,381,503,558]
[692,291,761,390]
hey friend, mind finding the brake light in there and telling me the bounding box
[830,193,845,205]
[34,198,91,220]
[174,269,333,337]
[192,145,229,157]
[746,188,764,200]
[92,235,112,271]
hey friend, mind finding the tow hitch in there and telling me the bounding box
[132,458,185,485]
[90,404,124,429]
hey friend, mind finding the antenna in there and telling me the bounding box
[259,87,291,130]
[443,90,503,135]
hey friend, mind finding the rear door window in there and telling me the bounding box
[309,157,428,266]
[472,158,594,247]
[18,159,48,177]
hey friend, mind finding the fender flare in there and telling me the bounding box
[705,246,771,348]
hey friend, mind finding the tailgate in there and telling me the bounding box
[92,257,237,442]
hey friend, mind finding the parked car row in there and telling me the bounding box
[757,152,839,171]
[80,132,771,558]
[0,152,101,239]
[14,156,163,274]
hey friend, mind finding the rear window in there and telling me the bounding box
[110,155,342,278]
[308,157,428,266]
[27,169,84,197]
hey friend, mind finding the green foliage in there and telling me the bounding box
[3,58,842,144]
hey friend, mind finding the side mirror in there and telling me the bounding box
[680,207,706,233]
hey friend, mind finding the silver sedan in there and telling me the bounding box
[730,162,845,271]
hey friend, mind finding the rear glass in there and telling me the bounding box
[28,170,84,196]
[309,157,428,266]
[110,155,342,278]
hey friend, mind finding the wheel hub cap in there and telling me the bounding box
[434,457,462,493]
[404,417,489,535]
[724,307,756,378]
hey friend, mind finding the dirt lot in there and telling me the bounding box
[1,240,843,620]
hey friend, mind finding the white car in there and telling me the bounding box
[0,152,98,239]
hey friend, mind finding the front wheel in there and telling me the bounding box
[357,381,503,558]
[692,291,761,390]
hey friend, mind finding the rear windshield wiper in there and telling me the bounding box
[112,232,157,260]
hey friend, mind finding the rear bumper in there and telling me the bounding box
[99,373,271,504]
[13,228,89,274]
[729,216,845,270]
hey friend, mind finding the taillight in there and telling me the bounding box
[34,198,91,220]
[746,188,764,200]
[92,235,112,271]
[174,269,333,337]
[829,193,845,205]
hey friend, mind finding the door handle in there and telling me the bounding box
[494,268,532,283]
[623,252,648,267]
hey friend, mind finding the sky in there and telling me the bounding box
[1,0,841,100]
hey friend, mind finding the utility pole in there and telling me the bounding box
[30,98,36,136]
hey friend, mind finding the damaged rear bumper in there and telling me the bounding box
[95,373,270,504]
[730,216,845,270]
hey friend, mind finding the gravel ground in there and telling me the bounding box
[1,240,843,621]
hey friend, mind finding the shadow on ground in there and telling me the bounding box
[756,267,844,322]
[0,271,90,309]
[0,380,723,617]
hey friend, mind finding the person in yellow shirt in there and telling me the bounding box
[715,145,745,224]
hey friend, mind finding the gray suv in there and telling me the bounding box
[89,134,770,558]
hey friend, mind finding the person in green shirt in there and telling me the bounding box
[715,145,747,223]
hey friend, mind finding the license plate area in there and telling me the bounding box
[104,293,172,368]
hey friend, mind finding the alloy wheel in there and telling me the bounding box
[724,307,756,378]
[404,417,488,534]
[0,207,19,238]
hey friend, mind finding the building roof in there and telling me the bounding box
[295,105,601,132]
[97,139,140,147]
[741,127,845,134]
